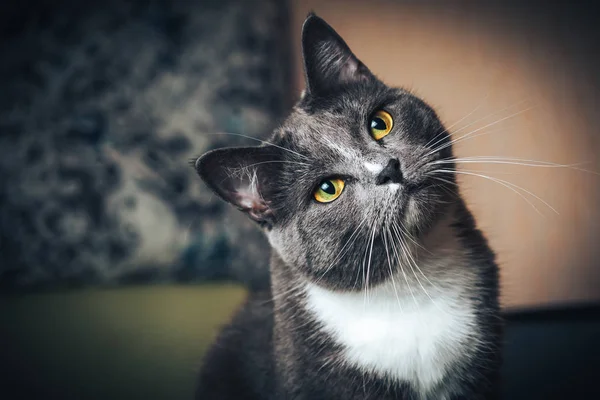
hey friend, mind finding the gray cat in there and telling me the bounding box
[194,13,502,400]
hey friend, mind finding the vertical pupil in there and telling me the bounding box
[320,181,336,195]
[371,117,387,131]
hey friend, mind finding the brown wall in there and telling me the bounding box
[291,0,600,308]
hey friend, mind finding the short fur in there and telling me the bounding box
[194,13,502,400]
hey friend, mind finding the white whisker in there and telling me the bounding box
[428,98,530,152]
[315,213,370,284]
[429,105,536,156]
[393,224,433,304]
[434,169,558,215]
[365,221,378,305]
[433,157,598,175]
[207,131,309,160]
[383,227,403,312]
[425,92,491,148]
[242,160,310,168]
[387,221,419,309]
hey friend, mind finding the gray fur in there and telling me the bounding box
[195,13,501,400]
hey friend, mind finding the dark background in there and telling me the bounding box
[0,0,293,290]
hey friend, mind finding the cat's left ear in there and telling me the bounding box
[301,13,376,96]
[194,146,283,226]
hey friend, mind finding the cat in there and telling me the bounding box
[193,13,502,400]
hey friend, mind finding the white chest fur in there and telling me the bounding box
[304,279,477,397]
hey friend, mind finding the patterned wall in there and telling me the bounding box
[0,0,292,289]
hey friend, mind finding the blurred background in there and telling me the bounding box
[0,0,599,399]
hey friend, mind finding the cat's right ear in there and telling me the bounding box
[193,146,282,226]
[301,13,376,96]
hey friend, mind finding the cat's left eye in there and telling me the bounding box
[369,110,394,140]
[314,178,345,203]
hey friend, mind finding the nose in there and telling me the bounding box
[376,158,403,185]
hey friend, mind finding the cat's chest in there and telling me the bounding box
[304,281,476,396]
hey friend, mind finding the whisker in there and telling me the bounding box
[428,98,531,151]
[387,221,419,309]
[425,92,491,148]
[383,226,403,312]
[396,222,445,293]
[434,169,558,215]
[315,213,370,284]
[365,221,378,305]
[360,220,375,297]
[433,157,599,175]
[397,218,430,254]
[392,224,426,294]
[233,160,310,170]
[440,166,520,176]
[206,131,309,160]
[392,223,452,316]
[429,105,536,156]
[429,176,459,187]
[437,125,517,151]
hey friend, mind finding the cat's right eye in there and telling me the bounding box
[313,178,345,203]
[369,110,394,140]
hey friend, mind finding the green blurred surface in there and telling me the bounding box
[2,285,600,400]
[0,284,247,400]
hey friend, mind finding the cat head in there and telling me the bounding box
[195,14,456,291]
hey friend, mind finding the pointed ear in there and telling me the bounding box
[194,146,282,225]
[301,13,375,96]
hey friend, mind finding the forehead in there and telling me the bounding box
[275,84,433,161]
[280,87,391,148]
[299,83,403,122]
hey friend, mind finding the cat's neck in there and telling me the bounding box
[269,203,481,397]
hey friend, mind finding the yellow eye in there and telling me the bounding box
[369,110,393,140]
[314,178,345,203]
